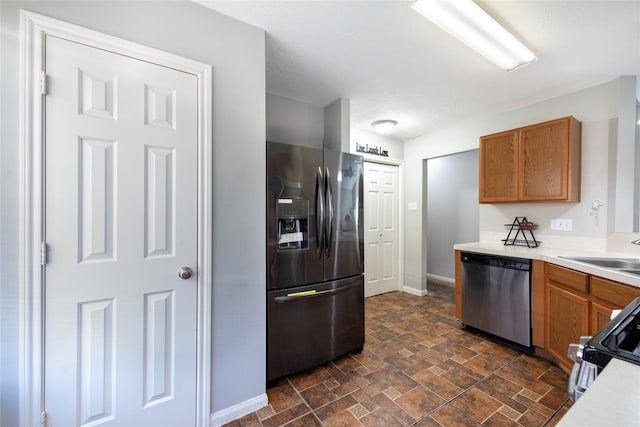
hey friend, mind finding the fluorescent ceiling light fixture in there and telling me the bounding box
[371,120,397,134]
[411,0,537,71]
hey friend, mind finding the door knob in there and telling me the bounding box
[178,266,193,280]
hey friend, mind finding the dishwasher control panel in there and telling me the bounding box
[461,252,531,271]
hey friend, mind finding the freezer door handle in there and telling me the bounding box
[325,167,333,257]
[274,281,359,303]
[315,167,325,258]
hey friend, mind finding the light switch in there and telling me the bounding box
[408,202,418,211]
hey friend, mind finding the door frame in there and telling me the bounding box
[18,11,213,426]
[362,158,405,295]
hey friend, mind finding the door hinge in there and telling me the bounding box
[41,242,48,265]
[40,411,47,426]
[40,72,47,96]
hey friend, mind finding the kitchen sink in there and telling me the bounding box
[560,256,640,272]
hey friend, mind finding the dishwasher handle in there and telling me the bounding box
[461,252,531,272]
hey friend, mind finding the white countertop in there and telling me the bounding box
[454,241,640,288]
[557,358,640,426]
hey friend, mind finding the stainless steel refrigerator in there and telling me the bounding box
[266,141,365,382]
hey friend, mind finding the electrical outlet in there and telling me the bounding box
[408,202,417,211]
[550,218,573,231]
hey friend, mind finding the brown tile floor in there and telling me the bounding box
[225,291,572,426]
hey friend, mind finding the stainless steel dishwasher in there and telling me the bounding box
[461,252,532,350]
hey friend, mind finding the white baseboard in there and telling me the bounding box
[210,393,268,427]
[426,273,454,285]
[402,286,428,297]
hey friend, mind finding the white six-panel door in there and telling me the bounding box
[44,34,198,427]
[364,162,400,297]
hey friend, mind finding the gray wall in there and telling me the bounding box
[266,93,405,161]
[426,150,479,280]
[266,93,324,149]
[0,1,266,422]
[323,98,351,152]
[350,127,405,161]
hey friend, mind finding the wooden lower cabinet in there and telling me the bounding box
[544,262,640,370]
[590,275,640,307]
[545,282,589,370]
[591,299,619,334]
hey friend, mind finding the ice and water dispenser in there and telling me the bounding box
[276,198,309,250]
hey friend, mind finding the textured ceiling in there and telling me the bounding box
[196,1,640,142]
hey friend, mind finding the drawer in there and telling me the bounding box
[546,263,588,293]
[590,276,640,307]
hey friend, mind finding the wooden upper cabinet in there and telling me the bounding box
[479,130,519,202]
[479,116,581,203]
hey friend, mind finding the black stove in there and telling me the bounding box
[568,296,640,401]
[583,296,640,366]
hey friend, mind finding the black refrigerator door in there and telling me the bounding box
[323,149,364,281]
[267,276,365,382]
[267,142,324,290]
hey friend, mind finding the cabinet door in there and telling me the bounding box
[519,117,580,201]
[591,300,620,335]
[545,283,589,370]
[479,130,518,202]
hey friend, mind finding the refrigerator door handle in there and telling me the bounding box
[273,281,360,303]
[315,167,325,258]
[325,167,333,257]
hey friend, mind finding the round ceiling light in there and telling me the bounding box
[371,120,398,135]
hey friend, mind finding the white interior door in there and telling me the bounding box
[44,35,198,427]
[364,162,400,297]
